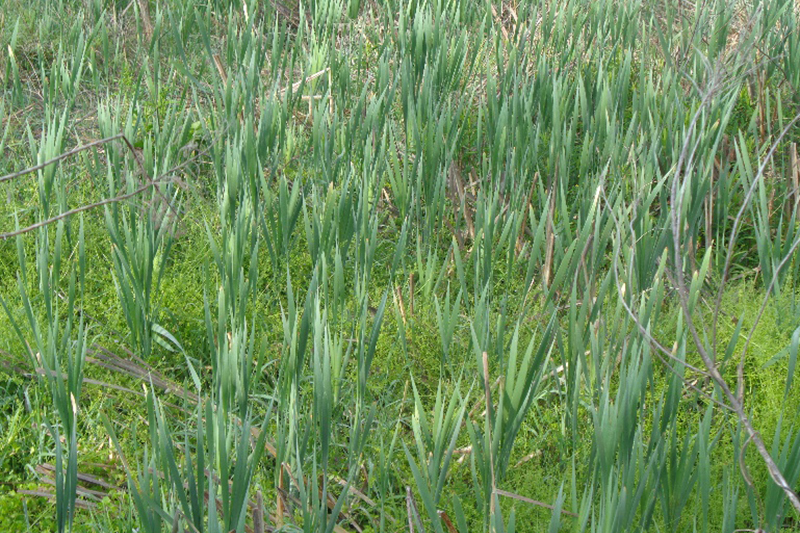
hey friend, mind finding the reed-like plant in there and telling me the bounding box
[1,219,87,533]
[403,378,468,533]
[6,0,800,530]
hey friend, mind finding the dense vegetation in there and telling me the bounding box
[2,0,800,531]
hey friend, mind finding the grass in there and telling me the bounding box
[2,0,800,531]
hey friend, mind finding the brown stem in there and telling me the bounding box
[0,134,125,185]
[670,75,800,514]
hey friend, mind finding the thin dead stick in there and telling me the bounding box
[543,182,556,288]
[490,3,509,41]
[333,476,386,513]
[328,68,334,116]
[0,133,125,184]
[790,143,799,216]
[170,508,181,533]
[1,124,233,240]
[495,489,578,517]
[406,487,415,533]
[276,466,285,527]
[738,432,764,518]
[710,110,800,366]
[516,172,538,254]
[715,113,800,377]
[253,491,265,533]
[36,463,120,491]
[38,472,108,499]
[118,0,136,18]
[0,177,172,240]
[18,489,97,510]
[482,351,497,517]
[137,0,153,41]
[406,486,425,533]
[46,372,142,397]
[280,68,330,97]
[733,230,800,393]
[670,85,800,513]
[409,272,415,315]
[212,54,228,84]
[395,285,407,326]
[600,188,738,412]
[438,510,458,533]
[115,133,186,225]
[468,376,503,418]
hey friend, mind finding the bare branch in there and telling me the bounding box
[495,489,578,517]
[0,177,171,241]
[0,134,125,185]
[669,68,800,514]
[600,187,733,412]
[1,124,232,240]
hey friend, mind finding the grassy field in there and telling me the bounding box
[2,0,800,531]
